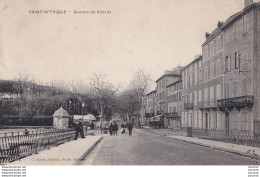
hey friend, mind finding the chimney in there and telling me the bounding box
[244,0,253,8]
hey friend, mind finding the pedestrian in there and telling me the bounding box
[72,121,80,140]
[78,119,85,139]
[121,123,126,134]
[109,123,113,136]
[113,121,118,136]
[127,122,133,136]
[91,121,95,129]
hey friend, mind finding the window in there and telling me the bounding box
[214,39,217,54]
[199,69,202,82]
[216,60,222,75]
[194,91,197,106]
[241,46,248,69]
[204,66,208,81]
[211,42,214,56]
[220,34,224,49]
[204,87,208,103]
[234,51,239,69]
[216,84,222,99]
[189,74,192,86]
[194,70,198,85]
[189,92,193,103]
[210,63,215,78]
[198,90,202,103]
[225,56,231,72]
[243,16,248,34]
[210,86,215,106]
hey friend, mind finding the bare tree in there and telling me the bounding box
[14,71,32,116]
[127,69,153,127]
[89,73,120,123]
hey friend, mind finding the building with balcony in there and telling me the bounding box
[219,0,260,132]
[144,0,260,133]
[196,0,259,133]
[166,79,182,130]
[181,55,202,128]
[156,69,181,128]
[145,90,157,125]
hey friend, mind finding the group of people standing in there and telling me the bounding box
[109,121,118,136]
[109,121,133,136]
[120,122,133,136]
[72,119,85,140]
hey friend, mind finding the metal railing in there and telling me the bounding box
[184,102,193,109]
[217,95,254,108]
[164,112,180,118]
[0,128,85,164]
[145,113,154,117]
[192,128,260,147]
[197,99,217,109]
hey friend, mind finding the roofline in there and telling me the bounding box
[181,55,202,71]
[146,90,157,96]
[155,74,180,83]
[202,2,260,47]
[166,80,182,88]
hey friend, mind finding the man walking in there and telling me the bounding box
[109,123,113,136]
[127,122,133,136]
[113,121,118,136]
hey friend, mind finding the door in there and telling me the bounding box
[205,113,208,130]
[225,112,229,134]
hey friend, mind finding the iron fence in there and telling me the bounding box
[192,128,260,147]
[0,128,85,164]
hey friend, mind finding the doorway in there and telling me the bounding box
[225,112,229,134]
[205,113,208,130]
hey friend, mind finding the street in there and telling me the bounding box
[79,128,260,165]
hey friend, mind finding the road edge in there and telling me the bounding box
[73,136,103,165]
[167,136,260,161]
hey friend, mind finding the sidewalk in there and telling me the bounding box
[143,126,260,160]
[9,135,103,165]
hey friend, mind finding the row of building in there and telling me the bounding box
[142,0,260,133]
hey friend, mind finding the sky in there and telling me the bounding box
[0,0,247,89]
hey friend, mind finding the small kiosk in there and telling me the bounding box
[53,107,70,129]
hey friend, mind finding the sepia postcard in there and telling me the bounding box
[0,0,260,176]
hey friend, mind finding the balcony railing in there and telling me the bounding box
[217,95,254,108]
[145,113,154,117]
[198,99,217,109]
[184,102,193,109]
[165,112,180,118]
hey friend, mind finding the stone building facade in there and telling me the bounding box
[155,70,180,128]
[145,0,260,133]
[145,90,157,125]
[217,0,260,132]
[181,56,203,128]
[166,79,182,130]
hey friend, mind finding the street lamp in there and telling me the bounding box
[81,102,85,120]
